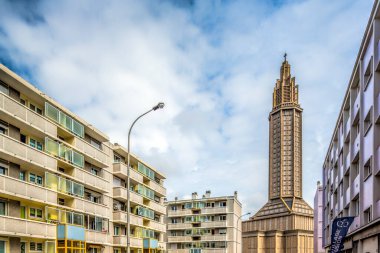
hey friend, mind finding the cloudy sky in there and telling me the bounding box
[0,0,374,214]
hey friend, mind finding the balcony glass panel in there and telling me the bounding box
[138,162,155,180]
[136,184,154,200]
[46,207,84,226]
[45,172,84,197]
[45,102,84,138]
[135,206,154,219]
[45,137,84,168]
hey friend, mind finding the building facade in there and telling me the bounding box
[0,64,166,253]
[242,57,314,253]
[321,1,380,252]
[165,191,242,253]
[314,182,323,253]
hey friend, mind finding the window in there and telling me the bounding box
[353,198,360,216]
[30,242,43,251]
[0,166,7,175]
[29,138,43,151]
[219,202,226,207]
[19,171,26,181]
[171,205,177,211]
[90,167,99,176]
[29,208,43,219]
[29,104,42,115]
[20,99,26,105]
[20,134,26,144]
[29,174,43,185]
[0,81,8,95]
[219,215,226,221]
[364,158,372,179]
[0,122,7,135]
[0,201,6,215]
[113,249,121,253]
[88,248,98,253]
[90,138,101,150]
[114,226,120,235]
[219,228,226,234]
[114,154,122,163]
[171,218,177,224]
[364,206,372,224]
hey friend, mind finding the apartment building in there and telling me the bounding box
[165,191,242,253]
[322,1,380,252]
[0,63,166,253]
[314,182,323,253]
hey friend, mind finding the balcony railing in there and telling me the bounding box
[167,223,193,230]
[202,207,228,214]
[148,220,166,232]
[113,187,144,205]
[201,235,227,241]
[0,134,57,170]
[45,172,84,197]
[113,162,143,183]
[168,209,193,217]
[45,137,84,168]
[0,175,57,204]
[113,211,143,226]
[71,197,108,217]
[167,236,192,242]
[113,236,143,248]
[147,179,166,196]
[0,216,56,239]
[86,230,111,244]
[71,167,109,193]
[0,93,57,136]
[72,137,108,167]
[148,200,166,214]
[45,102,84,138]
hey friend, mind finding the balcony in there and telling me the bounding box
[348,216,360,234]
[352,94,360,121]
[167,223,192,230]
[0,175,57,204]
[201,235,227,241]
[352,133,360,160]
[345,152,351,174]
[113,187,143,205]
[345,188,350,207]
[201,221,228,228]
[167,209,193,217]
[167,236,192,242]
[113,211,143,227]
[375,146,380,176]
[113,162,143,183]
[113,236,143,248]
[86,230,110,244]
[0,93,57,136]
[0,134,57,170]
[147,180,166,196]
[72,137,108,168]
[148,200,166,215]
[71,198,108,217]
[352,175,360,198]
[148,220,166,232]
[344,118,351,142]
[0,216,56,239]
[202,207,228,214]
[71,167,109,193]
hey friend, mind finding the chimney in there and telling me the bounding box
[234,191,238,198]
[205,190,211,198]
[192,192,198,200]
[175,197,178,201]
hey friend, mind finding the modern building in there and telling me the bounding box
[0,63,167,253]
[314,182,323,253]
[165,191,242,253]
[321,0,380,252]
[242,57,314,253]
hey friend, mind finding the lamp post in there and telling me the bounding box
[126,102,165,253]
[236,212,251,253]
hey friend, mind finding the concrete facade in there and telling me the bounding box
[242,58,314,253]
[313,182,323,253]
[0,64,166,253]
[321,1,380,252]
[165,191,242,253]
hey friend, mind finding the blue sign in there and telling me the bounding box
[330,217,355,253]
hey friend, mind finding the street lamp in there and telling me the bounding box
[126,102,165,253]
[236,212,251,253]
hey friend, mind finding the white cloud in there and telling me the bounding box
[0,0,373,213]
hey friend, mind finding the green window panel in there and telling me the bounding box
[138,162,155,180]
[45,138,84,168]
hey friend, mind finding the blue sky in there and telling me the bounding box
[0,0,374,214]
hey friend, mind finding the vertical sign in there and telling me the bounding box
[330,217,355,253]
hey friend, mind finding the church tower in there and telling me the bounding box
[242,56,314,253]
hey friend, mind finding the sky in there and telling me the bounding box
[0,0,374,215]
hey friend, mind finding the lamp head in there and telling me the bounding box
[153,102,165,111]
